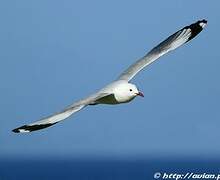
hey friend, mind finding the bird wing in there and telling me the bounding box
[12,92,110,133]
[117,19,207,82]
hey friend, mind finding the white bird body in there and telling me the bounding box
[94,81,140,105]
[12,19,207,133]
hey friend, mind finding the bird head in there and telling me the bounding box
[113,82,144,103]
[126,83,144,98]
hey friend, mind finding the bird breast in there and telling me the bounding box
[114,92,135,104]
[96,93,134,105]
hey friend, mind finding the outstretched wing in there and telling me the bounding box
[12,92,110,133]
[117,19,207,82]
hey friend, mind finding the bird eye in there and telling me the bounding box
[129,89,132,91]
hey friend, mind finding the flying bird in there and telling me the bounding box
[12,19,207,133]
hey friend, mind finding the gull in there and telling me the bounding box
[12,19,207,133]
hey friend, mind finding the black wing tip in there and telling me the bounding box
[12,123,57,133]
[12,128,22,133]
[12,125,31,133]
[197,19,208,28]
[12,126,27,133]
[192,19,208,27]
[200,19,208,24]
[185,19,207,42]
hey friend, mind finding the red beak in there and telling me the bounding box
[136,91,144,97]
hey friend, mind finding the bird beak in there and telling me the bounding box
[136,91,144,97]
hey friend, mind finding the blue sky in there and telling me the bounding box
[0,0,219,159]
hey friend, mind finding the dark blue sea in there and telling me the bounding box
[1,157,220,180]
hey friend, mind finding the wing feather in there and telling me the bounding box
[117,19,207,82]
[12,92,110,133]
